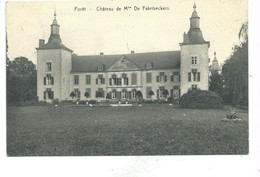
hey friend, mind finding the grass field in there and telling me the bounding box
[7,105,248,156]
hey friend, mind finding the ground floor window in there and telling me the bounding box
[112,90,116,99]
[74,89,81,99]
[44,88,54,100]
[132,90,136,99]
[192,84,197,90]
[122,90,127,99]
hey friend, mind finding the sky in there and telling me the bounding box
[6,0,248,65]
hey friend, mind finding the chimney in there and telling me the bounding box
[183,33,189,43]
[131,51,135,54]
[100,52,104,55]
[39,39,45,48]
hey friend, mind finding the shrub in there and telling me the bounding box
[167,96,174,103]
[180,90,224,109]
[88,100,97,104]
[52,98,59,105]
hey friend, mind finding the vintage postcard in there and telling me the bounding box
[6,0,249,157]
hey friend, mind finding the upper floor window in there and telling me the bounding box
[156,72,167,82]
[44,74,54,86]
[86,75,91,85]
[46,62,52,72]
[192,56,197,64]
[74,75,79,85]
[131,73,137,85]
[146,73,152,83]
[96,74,105,84]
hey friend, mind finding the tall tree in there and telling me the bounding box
[222,21,248,106]
[7,57,37,104]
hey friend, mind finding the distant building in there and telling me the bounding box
[36,4,210,102]
[209,51,221,74]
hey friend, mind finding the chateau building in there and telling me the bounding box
[36,4,210,102]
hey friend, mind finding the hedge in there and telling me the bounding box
[180,90,224,109]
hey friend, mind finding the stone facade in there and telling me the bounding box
[36,4,210,102]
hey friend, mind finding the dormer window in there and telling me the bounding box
[98,63,105,71]
[145,60,153,70]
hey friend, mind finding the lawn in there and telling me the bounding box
[7,104,248,156]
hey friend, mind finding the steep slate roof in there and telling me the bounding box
[36,34,73,52]
[71,51,180,72]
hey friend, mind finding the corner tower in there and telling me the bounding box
[36,12,73,102]
[179,4,210,95]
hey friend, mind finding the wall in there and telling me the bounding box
[180,43,209,96]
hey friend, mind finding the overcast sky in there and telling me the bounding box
[6,0,247,65]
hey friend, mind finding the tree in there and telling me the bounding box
[70,91,76,99]
[106,93,111,99]
[148,90,154,97]
[163,89,169,99]
[96,91,103,99]
[7,57,37,104]
[221,21,248,106]
[209,72,223,96]
[84,91,90,99]
[136,91,143,98]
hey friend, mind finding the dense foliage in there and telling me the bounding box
[7,57,37,104]
[180,90,224,109]
[221,22,248,106]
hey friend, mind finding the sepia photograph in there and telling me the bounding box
[6,0,249,157]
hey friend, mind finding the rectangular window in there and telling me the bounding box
[197,72,200,81]
[102,78,105,84]
[157,89,159,99]
[192,56,197,64]
[74,75,79,85]
[98,88,104,98]
[146,73,152,83]
[171,75,174,82]
[159,86,165,98]
[74,88,80,98]
[96,78,98,84]
[86,75,91,84]
[45,75,54,85]
[192,85,197,90]
[86,88,91,98]
[188,73,191,82]
[159,72,165,82]
[131,73,137,85]
[123,78,129,85]
[109,78,112,86]
[146,87,152,98]
[156,76,159,82]
[193,72,196,81]
[173,86,179,90]
[117,78,122,85]
[46,62,52,72]
[170,89,173,97]
[164,75,167,82]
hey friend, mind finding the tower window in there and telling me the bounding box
[192,85,197,90]
[188,73,191,82]
[46,62,52,72]
[192,57,197,64]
